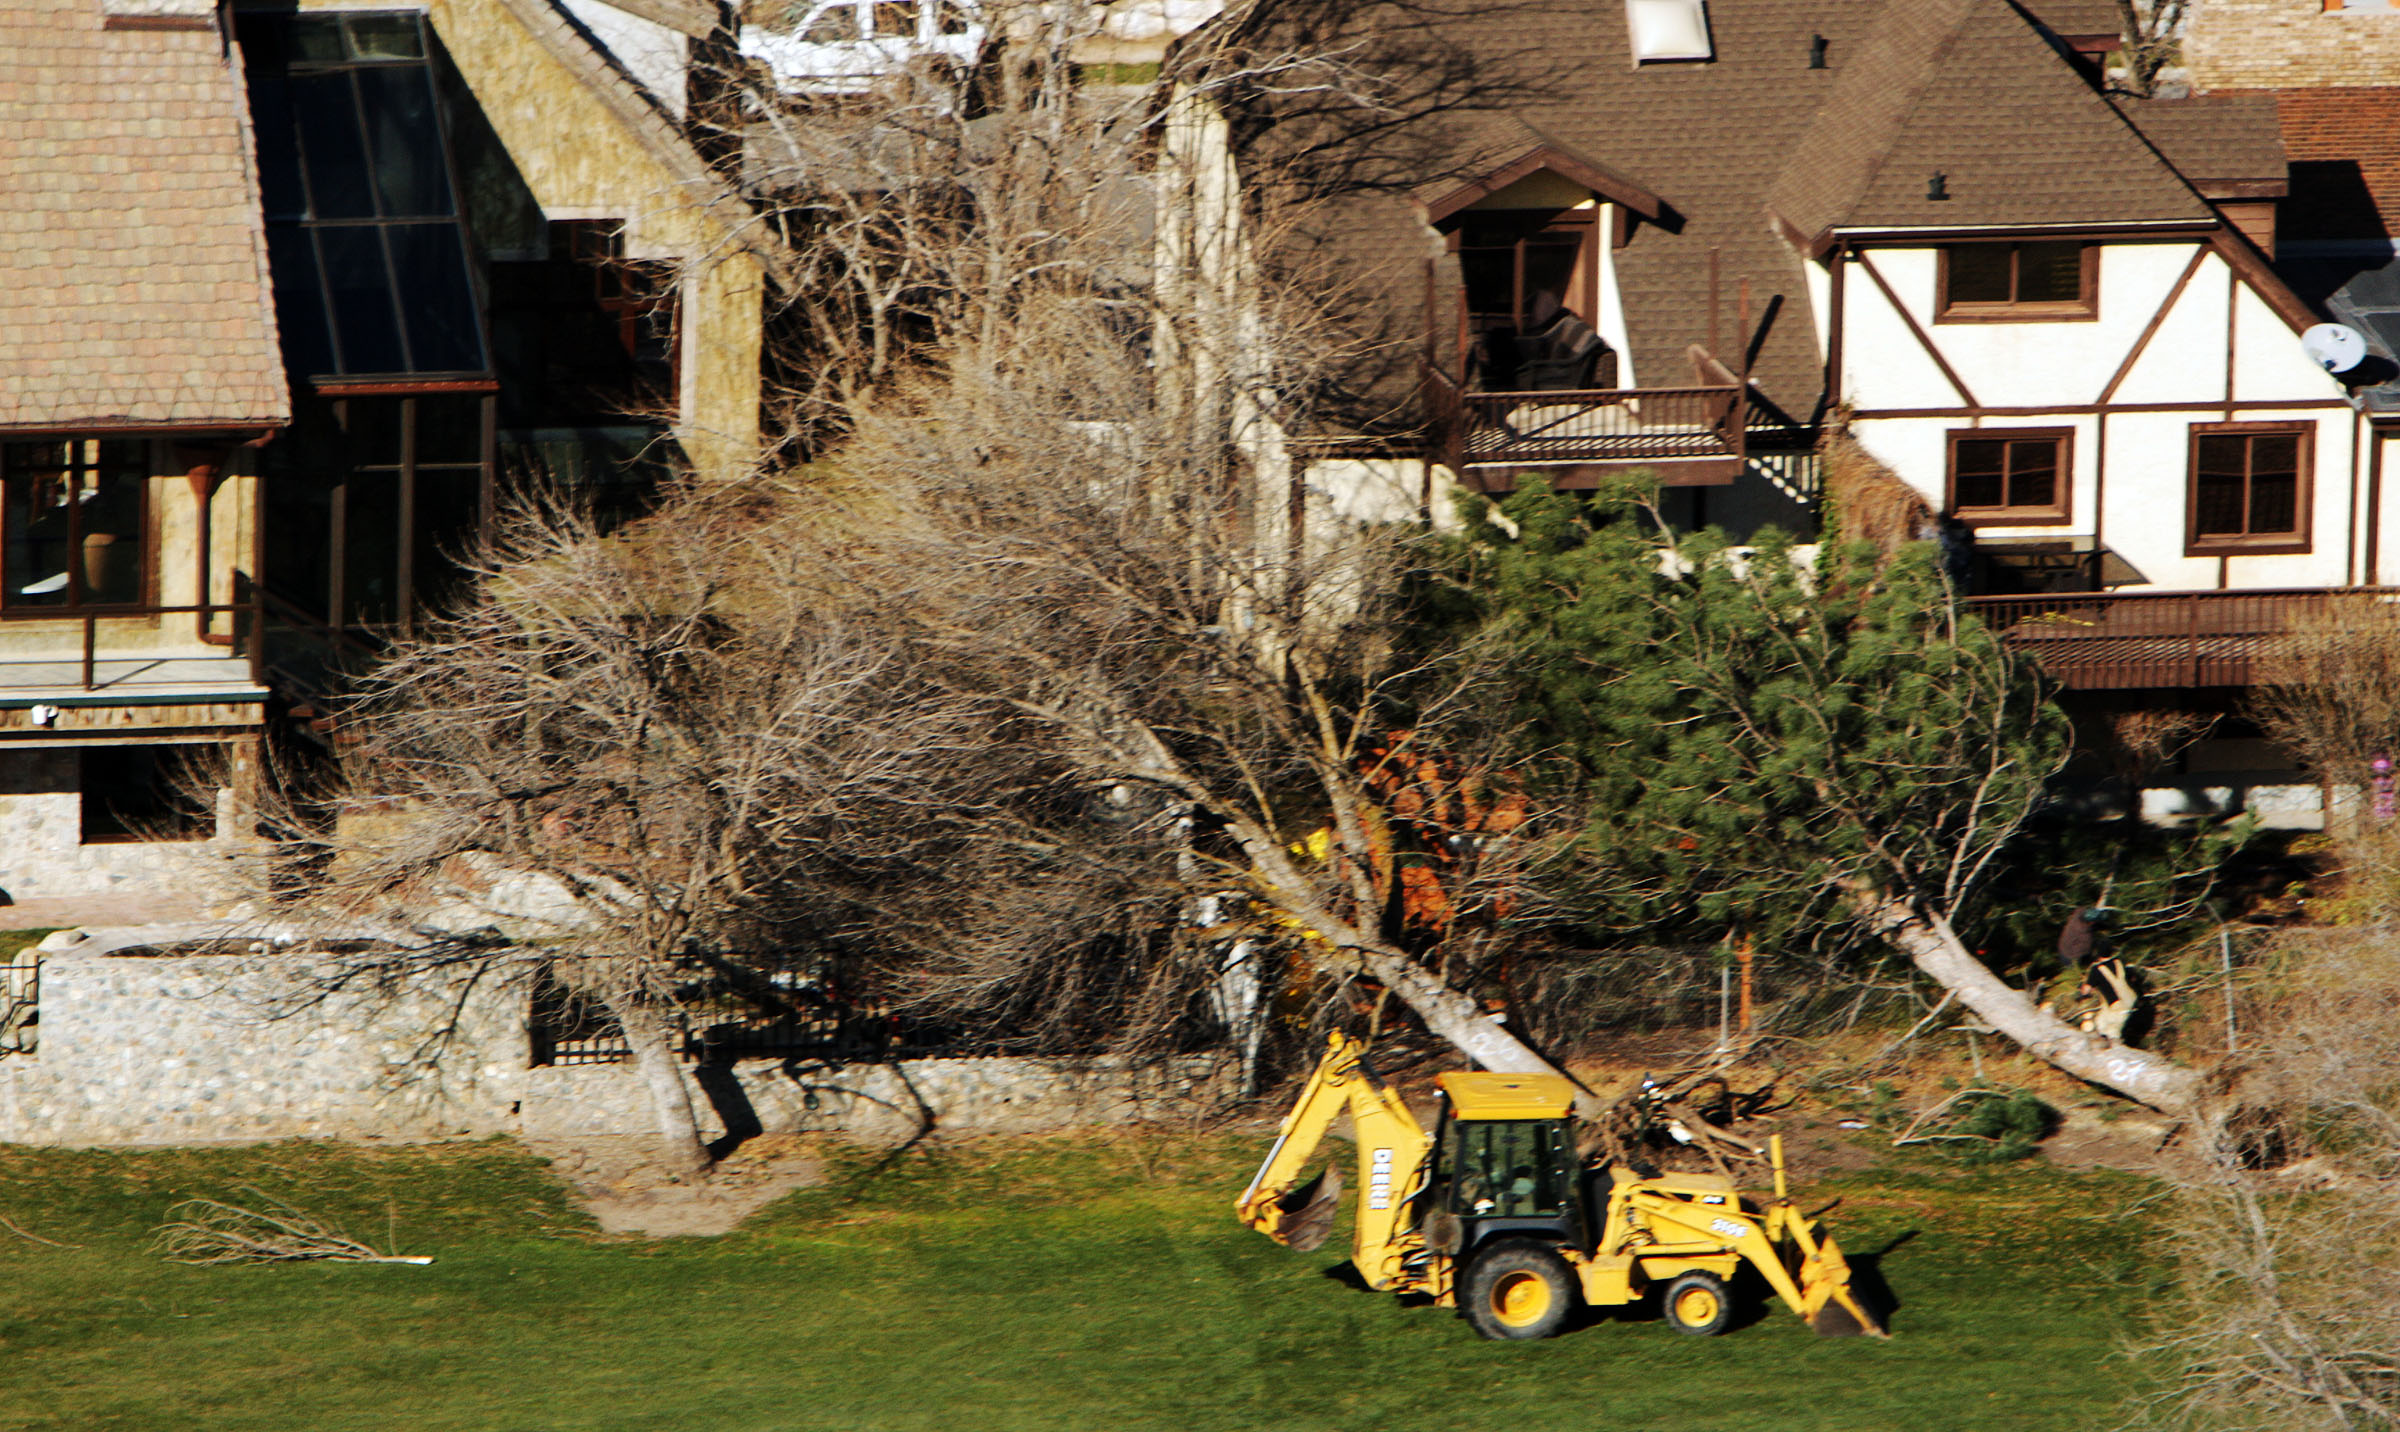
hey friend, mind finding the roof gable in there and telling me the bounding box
[0,0,287,432]
[1770,0,2212,240]
[1416,130,1666,224]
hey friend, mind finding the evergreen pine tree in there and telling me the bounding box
[1459,477,2202,1114]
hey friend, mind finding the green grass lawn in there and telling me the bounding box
[0,1133,2166,1432]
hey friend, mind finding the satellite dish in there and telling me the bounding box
[2302,323,2369,375]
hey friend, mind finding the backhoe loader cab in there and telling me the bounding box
[1423,1074,1591,1261]
[1237,1033,1889,1343]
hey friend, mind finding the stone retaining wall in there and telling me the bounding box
[0,945,1219,1146]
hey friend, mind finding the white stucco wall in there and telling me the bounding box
[1839,239,2364,593]
[560,0,689,120]
[1845,244,2203,408]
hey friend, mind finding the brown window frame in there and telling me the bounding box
[0,437,155,617]
[2187,421,2314,556]
[1945,427,2074,525]
[1451,210,1599,336]
[1935,242,2100,323]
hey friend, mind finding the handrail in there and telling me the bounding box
[255,588,388,662]
[1968,587,2400,690]
[1460,382,1743,403]
[1,601,269,694]
[1450,383,1746,468]
[1967,585,2400,609]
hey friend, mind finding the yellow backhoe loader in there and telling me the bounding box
[1237,1032,1888,1341]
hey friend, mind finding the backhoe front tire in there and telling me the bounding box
[1463,1244,1577,1341]
[1663,1271,1732,1336]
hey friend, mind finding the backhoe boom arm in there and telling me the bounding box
[1236,1033,1432,1289]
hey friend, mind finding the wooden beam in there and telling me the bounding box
[1420,144,1665,226]
[1825,244,1846,409]
[1853,251,1978,410]
[1851,397,2354,419]
[2208,228,2324,336]
[2097,244,2211,406]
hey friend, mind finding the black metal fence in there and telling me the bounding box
[525,965,955,1068]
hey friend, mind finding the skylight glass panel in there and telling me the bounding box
[1626,0,1713,62]
[237,12,491,381]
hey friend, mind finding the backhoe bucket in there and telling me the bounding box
[1266,1163,1342,1252]
[1796,1229,1888,1338]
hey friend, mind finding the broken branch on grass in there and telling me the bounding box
[0,1210,80,1249]
[152,1189,432,1265]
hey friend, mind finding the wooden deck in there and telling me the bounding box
[1424,367,1745,487]
[1969,588,2400,690]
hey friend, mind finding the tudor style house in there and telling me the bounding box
[1228,0,2400,821]
[0,0,781,905]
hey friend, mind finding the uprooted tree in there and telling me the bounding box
[710,0,1586,1085]
[244,495,1024,1174]
[1454,477,2209,1117]
[244,0,1591,1166]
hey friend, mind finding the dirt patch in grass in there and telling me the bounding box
[526,1134,828,1236]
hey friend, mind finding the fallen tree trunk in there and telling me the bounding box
[1223,810,1609,1112]
[1868,896,2203,1118]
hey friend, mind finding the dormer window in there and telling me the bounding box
[1937,242,2098,322]
[1625,0,1712,62]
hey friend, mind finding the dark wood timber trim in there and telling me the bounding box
[1825,243,1847,409]
[2349,410,2365,584]
[102,13,216,30]
[2208,228,2323,335]
[1832,221,2217,245]
[1421,144,1665,225]
[310,378,501,397]
[2094,411,2109,586]
[1852,398,2355,418]
[2370,420,2390,584]
[1854,250,1979,408]
[2098,244,2212,405]
[2225,263,2239,418]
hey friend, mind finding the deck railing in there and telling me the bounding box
[0,597,267,695]
[1969,587,2400,689]
[1423,365,1744,475]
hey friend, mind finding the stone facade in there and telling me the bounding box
[2188,0,2400,90]
[0,748,252,905]
[0,939,1220,1146]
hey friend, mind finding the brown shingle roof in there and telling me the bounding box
[1770,0,2210,237]
[0,0,286,432]
[1279,0,2223,428]
[2017,0,2122,38]
[2115,93,2288,191]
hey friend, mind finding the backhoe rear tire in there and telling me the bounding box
[1663,1271,1732,1336]
[1463,1244,1577,1341]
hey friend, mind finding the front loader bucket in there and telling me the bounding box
[1266,1163,1343,1252]
[1797,1230,1889,1339]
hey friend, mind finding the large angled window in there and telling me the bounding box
[239,12,489,380]
[0,439,148,612]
